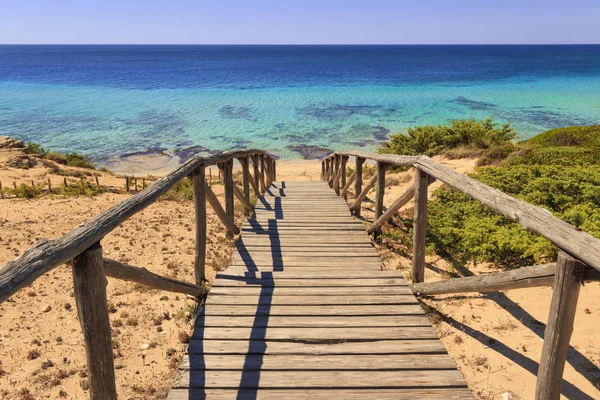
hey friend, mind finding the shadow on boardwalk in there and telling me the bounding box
[187,182,284,400]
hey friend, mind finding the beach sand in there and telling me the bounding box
[1,147,599,399]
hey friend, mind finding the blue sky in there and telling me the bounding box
[1,0,599,44]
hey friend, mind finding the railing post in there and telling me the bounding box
[252,154,260,195]
[272,158,277,182]
[239,157,252,216]
[72,242,117,400]
[191,167,207,283]
[354,157,364,217]
[321,161,325,180]
[325,158,331,181]
[259,155,267,193]
[375,161,387,221]
[340,156,348,198]
[412,168,429,283]
[535,251,585,400]
[222,160,235,239]
[334,155,342,195]
[329,155,337,188]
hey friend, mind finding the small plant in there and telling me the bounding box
[178,331,190,344]
[27,349,41,360]
[24,142,46,156]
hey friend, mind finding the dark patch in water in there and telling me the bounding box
[298,103,399,120]
[498,108,598,129]
[218,105,256,122]
[174,145,212,161]
[288,144,333,160]
[451,96,497,111]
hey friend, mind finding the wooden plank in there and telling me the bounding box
[173,370,466,389]
[535,251,585,399]
[201,304,424,316]
[178,353,457,370]
[207,294,418,305]
[207,286,414,296]
[211,278,405,287]
[193,326,437,340]
[186,339,448,355]
[349,173,378,211]
[220,271,397,280]
[168,388,474,400]
[200,315,429,327]
[72,243,117,400]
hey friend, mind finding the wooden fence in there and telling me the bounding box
[0,150,277,400]
[322,151,600,400]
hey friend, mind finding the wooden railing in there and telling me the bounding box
[0,149,277,400]
[322,151,600,400]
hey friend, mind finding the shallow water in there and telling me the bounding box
[0,45,599,160]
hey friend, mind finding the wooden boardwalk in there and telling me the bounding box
[168,180,472,399]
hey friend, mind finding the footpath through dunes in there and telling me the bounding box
[168,180,472,399]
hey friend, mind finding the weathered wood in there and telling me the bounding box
[321,161,325,180]
[334,155,342,195]
[169,388,474,400]
[323,151,419,166]
[103,258,204,297]
[354,157,365,217]
[222,160,235,239]
[173,370,466,389]
[328,155,337,188]
[411,262,599,295]
[252,154,261,194]
[233,182,254,212]
[205,184,240,235]
[239,156,251,216]
[367,175,436,234]
[194,326,437,340]
[178,353,456,370]
[375,161,387,222]
[272,158,277,181]
[259,155,267,192]
[535,251,585,400]
[191,167,206,284]
[340,155,348,196]
[349,173,378,211]
[416,156,600,273]
[72,243,117,400]
[0,149,273,303]
[247,170,260,196]
[412,169,428,283]
[340,169,357,199]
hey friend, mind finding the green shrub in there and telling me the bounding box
[46,151,68,165]
[10,183,44,199]
[24,142,46,157]
[64,152,95,169]
[160,179,193,201]
[378,117,516,157]
[57,181,103,197]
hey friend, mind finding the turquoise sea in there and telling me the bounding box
[0,45,599,161]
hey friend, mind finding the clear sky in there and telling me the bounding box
[1,0,599,44]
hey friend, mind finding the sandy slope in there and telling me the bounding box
[1,150,599,399]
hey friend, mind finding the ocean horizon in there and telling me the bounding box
[1,44,599,163]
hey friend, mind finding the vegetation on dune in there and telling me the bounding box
[378,117,516,158]
[378,121,600,269]
[24,141,96,169]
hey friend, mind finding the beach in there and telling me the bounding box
[1,141,599,399]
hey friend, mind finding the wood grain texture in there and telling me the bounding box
[191,167,207,283]
[0,149,273,303]
[535,251,585,400]
[103,258,204,297]
[72,243,117,400]
[375,161,387,221]
[205,185,240,235]
[412,169,429,283]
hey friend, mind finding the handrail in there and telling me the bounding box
[0,149,275,303]
[0,147,277,399]
[322,150,596,400]
[322,151,600,273]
